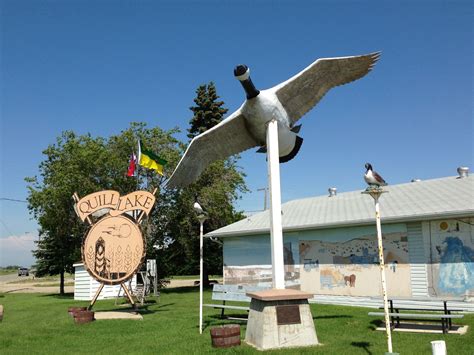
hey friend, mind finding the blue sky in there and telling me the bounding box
[0,0,472,267]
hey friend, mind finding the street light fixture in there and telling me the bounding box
[194,199,207,334]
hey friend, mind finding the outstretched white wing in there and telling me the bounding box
[167,109,258,188]
[274,52,380,124]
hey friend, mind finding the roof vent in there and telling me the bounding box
[457,166,469,178]
[411,179,421,183]
[328,187,337,197]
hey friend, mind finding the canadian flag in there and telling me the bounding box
[127,153,137,177]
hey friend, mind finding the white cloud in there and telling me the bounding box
[0,233,37,267]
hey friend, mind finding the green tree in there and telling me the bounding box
[26,123,181,294]
[187,82,228,140]
[167,82,246,285]
[167,159,246,278]
[27,132,107,294]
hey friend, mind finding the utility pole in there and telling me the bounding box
[257,187,268,210]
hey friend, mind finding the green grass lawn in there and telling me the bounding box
[0,288,472,354]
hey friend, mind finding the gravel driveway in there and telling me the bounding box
[0,274,201,294]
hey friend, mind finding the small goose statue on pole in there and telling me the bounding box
[362,163,394,354]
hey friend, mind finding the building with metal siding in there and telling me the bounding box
[207,173,474,309]
[73,263,136,301]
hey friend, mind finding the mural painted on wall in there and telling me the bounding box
[223,242,300,288]
[299,232,412,297]
[429,220,474,297]
[438,237,474,293]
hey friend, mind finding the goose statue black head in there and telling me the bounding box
[167,52,381,188]
[234,65,260,99]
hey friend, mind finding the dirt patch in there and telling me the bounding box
[0,277,218,294]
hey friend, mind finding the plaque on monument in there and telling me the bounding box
[276,304,301,325]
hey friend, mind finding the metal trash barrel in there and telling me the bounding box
[210,324,241,348]
[431,340,447,355]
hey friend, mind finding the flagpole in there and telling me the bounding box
[137,138,141,191]
[136,159,140,190]
[136,138,141,221]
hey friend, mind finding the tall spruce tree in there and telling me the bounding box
[188,82,228,140]
[175,82,246,285]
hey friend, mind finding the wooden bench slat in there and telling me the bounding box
[212,293,251,302]
[212,284,266,292]
[379,307,464,312]
[368,312,464,319]
[203,304,249,311]
[227,316,248,321]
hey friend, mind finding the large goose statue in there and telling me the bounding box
[167,52,380,188]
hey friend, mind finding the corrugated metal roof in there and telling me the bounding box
[207,176,474,237]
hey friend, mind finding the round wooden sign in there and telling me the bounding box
[82,214,145,285]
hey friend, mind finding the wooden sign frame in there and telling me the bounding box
[73,189,156,309]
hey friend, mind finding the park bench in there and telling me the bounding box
[203,284,268,321]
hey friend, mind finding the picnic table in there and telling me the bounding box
[368,297,465,334]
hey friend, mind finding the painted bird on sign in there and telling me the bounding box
[364,163,387,187]
[167,52,381,188]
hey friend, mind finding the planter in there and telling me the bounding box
[68,307,87,317]
[74,310,95,324]
[210,324,241,348]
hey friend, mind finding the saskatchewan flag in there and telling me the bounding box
[138,140,167,176]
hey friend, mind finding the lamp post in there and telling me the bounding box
[197,213,207,334]
[362,187,393,353]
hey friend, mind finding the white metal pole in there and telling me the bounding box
[199,218,204,334]
[266,119,285,289]
[374,195,393,353]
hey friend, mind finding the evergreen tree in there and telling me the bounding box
[187,82,228,140]
[175,82,246,285]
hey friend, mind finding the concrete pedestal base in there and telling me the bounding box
[244,289,319,350]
